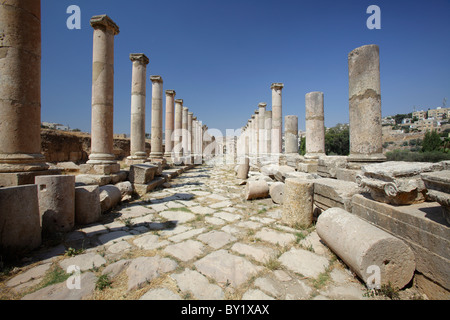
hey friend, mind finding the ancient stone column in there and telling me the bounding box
[265,111,272,155]
[0,0,48,174]
[87,15,120,167]
[258,103,267,155]
[254,109,260,157]
[188,112,193,156]
[305,92,326,159]
[271,83,284,154]
[282,178,314,228]
[128,54,149,162]
[149,76,164,161]
[164,90,176,160]
[174,99,183,160]
[182,107,189,158]
[348,44,386,163]
[285,115,299,154]
[250,116,256,157]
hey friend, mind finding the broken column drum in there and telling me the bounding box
[348,44,385,163]
[0,0,48,173]
[305,92,326,159]
[316,207,416,289]
[129,54,149,160]
[282,178,314,228]
[284,115,299,154]
[87,15,120,165]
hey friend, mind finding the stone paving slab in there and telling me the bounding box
[1,162,414,301]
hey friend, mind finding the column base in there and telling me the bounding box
[347,153,387,169]
[0,153,49,173]
[80,163,121,175]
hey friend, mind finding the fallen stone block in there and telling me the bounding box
[75,174,112,187]
[421,170,450,225]
[244,180,269,201]
[317,155,348,178]
[357,161,444,205]
[313,178,360,212]
[133,177,166,197]
[274,165,295,182]
[75,185,101,225]
[316,207,416,289]
[0,185,41,257]
[282,178,314,228]
[129,164,159,184]
[35,175,75,234]
[115,181,133,202]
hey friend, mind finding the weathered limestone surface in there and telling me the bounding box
[317,156,348,178]
[236,157,250,180]
[75,185,101,225]
[164,90,176,160]
[35,175,75,234]
[282,178,314,228]
[99,185,122,213]
[357,161,443,205]
[317,207,416,289]
[269,182,284,204]
[271,83,284,154]
[352,194,450,295]
[0,185,41,256]
[348,44,385,163]
[129,164,159,184]
[313,178,360,212]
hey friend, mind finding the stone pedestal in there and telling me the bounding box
[149,76,164,161]
[271,83,284,154]
[35,175,76,235]
[164,90,176,161]
[0,185,42,257]
[0,0,48,174]
[87,15,120,166]
[75,185,101,225]
[128,53,149,162]
[348,45,386,164]
[305,92,325,159]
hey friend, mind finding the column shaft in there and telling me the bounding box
[164,90,176,159]
[271,83,284,154]
[149,76,163,160]
[305,92,326,159]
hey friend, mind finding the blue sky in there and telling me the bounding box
[41,0,450,136]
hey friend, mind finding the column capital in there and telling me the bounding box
[188,112,193,116]
[271,83,284,90]
[150,75,163,83]
[193,116,197,121]
[258,102,267,108]
[130,53,149,65]
[183,107,189,111]
[90,15,120,35]
[166,90,176,96]
[175,99,184,105]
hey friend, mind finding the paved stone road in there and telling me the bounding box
[1,160,419,300]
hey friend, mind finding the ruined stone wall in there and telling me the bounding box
[40,129,151,162]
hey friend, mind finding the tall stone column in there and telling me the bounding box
[271,83,284,154]
[254,110,260,157]
[348,44,385,164]
[164,90,176,161]
[284,116,299,154]
[0,0,49,179]
[250,116,256,157]
[305,92,326,159]
[187,111,193,164]
[258,103,267,156]
[265,110,272,156]
[149,76,164,161]
[182,107,189,158]
[87,15,120,169]
[174,99,183,161]
[128,54,149,163]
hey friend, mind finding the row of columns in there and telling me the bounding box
[0,0,385,182]
[237,44,384,166]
